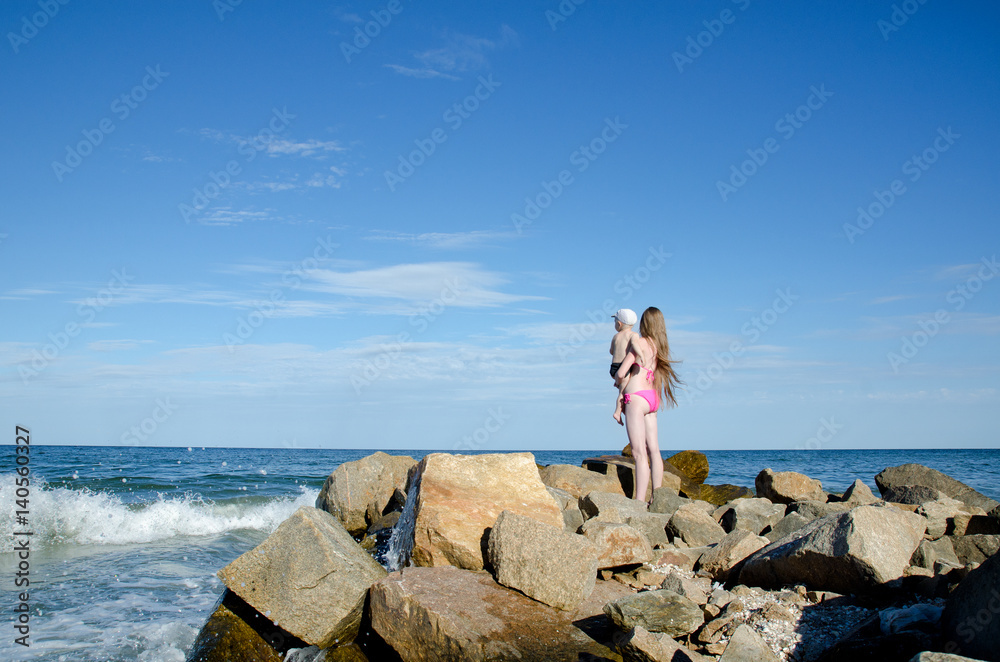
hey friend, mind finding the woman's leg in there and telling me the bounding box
[645,412,662,491]
[624,397,651,501]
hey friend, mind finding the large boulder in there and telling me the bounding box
[216,507,387,648]
[841,479,880,505]
[668,503,726,547]
[718,498,786,535]
[755,468,824,504]
[649,489,690,517]
[184,592,285,662]
[875,464,999,512]
[579,520,654,568]
[719,623,781,662]
[618,625,712,662]
[579,490,648,522]
[942,550,1000,661]
[315,451,415,535]
[665,450,710,485]
[583,455,689,499]
[389,452,563,571]
[698,484,754,506]
[740,504,925,593]
[625,512,672,547]
[699,529,770,583]
[604,589,704,638]
[911,537,961,570]
[950,534,1000,565]
[883,484,949,505]
[538,464,625,498]
[764,512,811,543]
[369,566,631,661]
[487,510,598,610]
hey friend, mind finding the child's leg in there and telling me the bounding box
[612,373,630,424]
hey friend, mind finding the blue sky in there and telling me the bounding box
[2,0,998,451]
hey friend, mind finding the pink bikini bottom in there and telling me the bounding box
[623,390,659,414]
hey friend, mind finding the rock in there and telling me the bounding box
[740,504,925,593]
[883,484,949,505]
[786,500,851,520]
[652,546,709,572]
[917,498,970,540]
[185,592,285,662]
[958,515,1000,536]
[950,534,1000,565]
[625,512,673,547]
[665,450,710,485]
[487,510,597,610]
[875,464,1000,512]
[539,464,626,499]
[583,455,687,500]
[371,566,630,661]
[755,468,824,504]
[911,537,961,570]
[841,479,879,505]
[659,571,713,605]
[392,452,563,571]
[649,488,690,516]
[580,520,654,568]
[216,507,386,648]
[618,625,712,662]
[604,589,704,637]
[668,503,726,547]
[315,452,415,535]
[699,529,770,583]
[942,550,1000,661]
[910,654,993,662]
[563,508,584,533]
[699,484,755,506]
[580,490,648,521]
[718,498,786,535]
[545,485,577,511]
[764,512,811,542]
[718,623,780,662]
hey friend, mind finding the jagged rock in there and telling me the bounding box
[619,625,712,662]
[666,450,710,485]
[668,504,726,547]
[718,498,786,535]
[604,589,704,637]
[942,550,1000,662]
[950,534,1000,565]
[659,571,713,605]
[911,537,961,570]
[719,623,780,662]
[917,498,972,540]
[582,455,686,500]
[841,479,879,505]
[699,484,755,506]
[563,508,584,533]
[740,504,925,593]
[883,485,948,505]
[649,488,690,516]
[957,515,1000,536]
[765,512,811,542]
[786,500,851,520]
[546,485,577,510]
[539,464,626,498]
[487,510,597,610]
[875,464,999,512]
[185,592,285,662]
[370,566,630,661]
[910,653,993,662]
[625,512,672,547]
[315,452,415,536]
[580,520,653,569]
[394,452,563,571]
[755,469,824,504]
[216,507,386,648]
[580,490,648,521]
[699,529,770,582]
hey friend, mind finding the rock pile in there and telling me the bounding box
[185,454,1000,662]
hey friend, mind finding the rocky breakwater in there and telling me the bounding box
[185,454,1000,662]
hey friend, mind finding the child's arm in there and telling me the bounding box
[615,345,636,386]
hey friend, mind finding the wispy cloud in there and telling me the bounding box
[0,288,59,300]
[364,229,514,249]
[265,139,345,158]
[383,64,460,81]
[87,339,155,352]
[386,25,518,80]
[868,294,917,305]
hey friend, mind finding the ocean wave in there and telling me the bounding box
[0,474,319,552]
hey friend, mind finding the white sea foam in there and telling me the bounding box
[0,474,319,552]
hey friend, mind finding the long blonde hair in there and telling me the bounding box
[640,307,682,408]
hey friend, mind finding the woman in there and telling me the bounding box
[614,307,682,503]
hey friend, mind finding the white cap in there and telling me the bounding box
[613,308,637,325]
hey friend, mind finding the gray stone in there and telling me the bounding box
[786,500,851,520]
[625,512,672,547]
[942,550,1000,661]
[718,498,785,535]
[603,589,704,638]
[619,625,711,662]
[652,545,710,572]
[668,504,726,547]
[950,534,1000,565]
[546,485,577,510]
[540,464,626,499]
[875,464,999,512]
[841,479,879,505]
[740,504,925,593]
[315,451,415,535]
[764,512,811,542]
[884,484,948,505]
[719,624,780,662]
[918,498,970,540]
[911,537,961,570]
[217,506,387,648]
[563,508,585,533]
[580,520,653,568]
[659,570,713,605]
[699,529,770,582]
[487,510,598,611]
[579,490,648,521]
[910,653,994,662]
[649,488,690,516]
[755,468,824,504]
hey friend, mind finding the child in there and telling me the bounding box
[609,308,638,425]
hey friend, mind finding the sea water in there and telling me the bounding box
[1,445,997,661]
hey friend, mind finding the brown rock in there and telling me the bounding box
[698,529,770,582]
[666,450,710,485]
[668,504,726,547]
[539,464,626,499]
[604,589,705,637]
[841,479,879,505]
[755,468,824,504]
[315,452,415,535]
[875,463,999,512]
[719,623,780,662]
[184,593,285,662]
[619,625,712,662]
[580,520,654,569]
[942,549,1000,661]
[699,484,755,506]
[583,455,686,500]
[950,534,1000,565]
